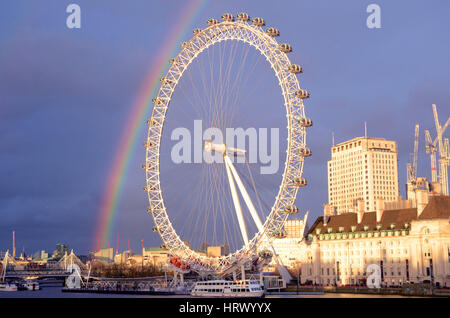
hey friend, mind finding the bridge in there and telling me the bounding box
[2,249,88,279]
[4,270,83,279]
[2,250,178,290]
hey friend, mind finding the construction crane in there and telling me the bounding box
[445,137,449,161]
[407,124,420,184]
[426,104,450,195]
[425,129,438,183]
[444,136,450,193]
[406,124,420,201]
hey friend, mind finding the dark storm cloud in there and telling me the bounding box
[0,192,99,254]
[0,2,155,253]
[0,27,144,121]
[0,0,449,253]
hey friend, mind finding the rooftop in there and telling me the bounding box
[335,136,388,146]
[144,247,167,252]
[308,195,450,236]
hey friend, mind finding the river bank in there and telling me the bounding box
[282,284,450,297]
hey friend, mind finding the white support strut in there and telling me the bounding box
[224,154,265,233]
[224,156,249,247]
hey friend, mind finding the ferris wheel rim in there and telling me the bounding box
[144,17,308,274]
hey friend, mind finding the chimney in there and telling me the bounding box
[323,204,335,226]
[416,189,429,217]
[356,199,364,224]
[376,198,384,223]
[430,182,441,195]
[323,204,330,226]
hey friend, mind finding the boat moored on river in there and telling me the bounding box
[24,280,40,291]
[0,282,18,292]
[191,280,264,297]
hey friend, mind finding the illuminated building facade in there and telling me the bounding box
[328,137,399,214]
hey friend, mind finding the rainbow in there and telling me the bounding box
[94,0,208,251]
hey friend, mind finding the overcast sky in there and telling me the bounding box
[0,0,449,255]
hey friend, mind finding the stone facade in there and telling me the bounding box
[273,196,450,287]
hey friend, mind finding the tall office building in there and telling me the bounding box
[52,243,69,259]
[327,137,399,213]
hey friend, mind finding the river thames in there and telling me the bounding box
[0,286,419,298]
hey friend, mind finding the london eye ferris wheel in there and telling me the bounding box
[144,13,312,276]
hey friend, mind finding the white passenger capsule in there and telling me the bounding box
[298,147,312,157]
[152,226,158,232]
[181,42,191,49]
[146,118,158,126]
[252,17,265,27]
[295,89,310,99]
[266,27,280,37]
[170,58,183,67]
[293,177,307,187]
[259,250,273,259]
[284,205,299,214]
[298,117,313,127]
[148,207,160,214]
[143,164,157,171]
[193,28,202,35]
[221,13,234,22]
[160,77,173,85]
[288,64,302,74]
[272,229,287,239]
[237,12,250,22]
[207,18,218,26]
[152,97,162,105]
[145,185,157,192]
[278,43,292,53]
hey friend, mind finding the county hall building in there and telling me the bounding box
[298,194,450,287]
